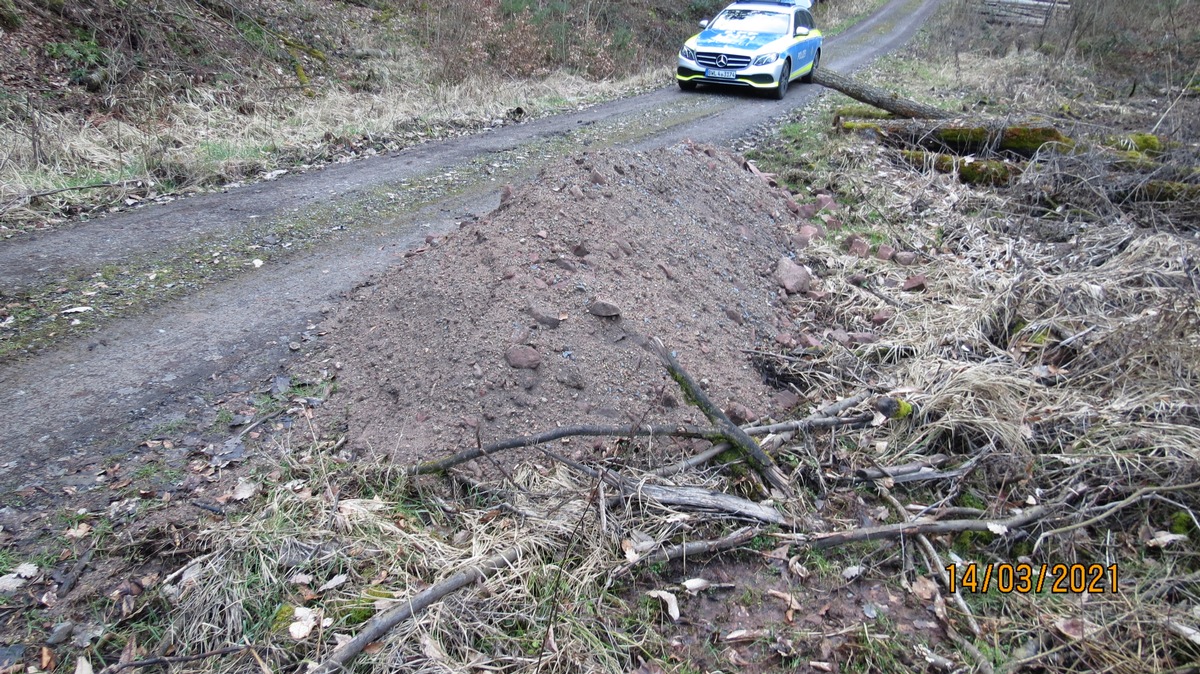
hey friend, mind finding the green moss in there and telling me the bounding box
[957,492,987,510]
[901,149,1018,186]
[1106,132,1164,156]
[998,126,1072,154]
[270,603,297,632]
[1170,511,1194,536]
[833,105,894,120]
[838,120,882,133]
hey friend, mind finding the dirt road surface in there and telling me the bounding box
[0,0,943,491]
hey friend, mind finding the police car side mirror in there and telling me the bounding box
[699,19,709,28]
[795,26,810,36]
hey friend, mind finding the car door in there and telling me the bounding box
[789,9,818,76]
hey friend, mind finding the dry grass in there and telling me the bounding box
[0,67,667,230]
[746,56,1200,666]
[149,431,741,674]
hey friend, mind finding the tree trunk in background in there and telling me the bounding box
[812,68,957,119]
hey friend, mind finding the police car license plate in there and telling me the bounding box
[706,69,737,79]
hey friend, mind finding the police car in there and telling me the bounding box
[676,0,823,99]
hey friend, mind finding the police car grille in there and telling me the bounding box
[695,52,751,69]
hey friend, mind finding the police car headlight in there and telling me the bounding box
[752,53,780,66]
[680,45,696,61]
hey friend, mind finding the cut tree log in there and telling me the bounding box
[840,119,1071,157]
[812,68,956,120]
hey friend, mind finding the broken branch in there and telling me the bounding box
[310,544,529,674]
[407,423,717,475]
[647,338,794,497]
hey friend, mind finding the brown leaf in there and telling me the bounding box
[912,575,938,601]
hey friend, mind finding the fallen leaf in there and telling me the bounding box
[1054,616,1101,641]
[912,575,938,601]
[61,307,93,314]
[768,589,802,623]
[1147,531,1188,548]
[645,590,680,622]
[862,603,878,619]
[726,649,752,667]
[0,563,38,592]
[289,606,319,640]
[628,657,667,674]
[290,573,314,586]
[421,634,447,661]
[842,565,863,580]
[65,523,92,539]
[762,544,791,562]
[231,480,258,501]
[788,555,810,581]
[681,578,711,594]
[987,522,1009,535]
[317,574,348,593]
[74,656,94,674]
[41,647,55,671]
[724,629,769,642]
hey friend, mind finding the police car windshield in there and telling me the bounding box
[710,9,790,35]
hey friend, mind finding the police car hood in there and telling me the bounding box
[694,28,790,54]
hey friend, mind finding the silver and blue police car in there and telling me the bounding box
[676,0,823,99]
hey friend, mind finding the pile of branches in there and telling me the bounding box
[815,67,1200,230]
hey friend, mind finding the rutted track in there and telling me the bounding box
[0,0,942,490]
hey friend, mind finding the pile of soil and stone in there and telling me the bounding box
[320,143,856,469]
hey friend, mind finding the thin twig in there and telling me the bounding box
[56,544,96,598]
[406,423,716,475]
[1034,481,1200,553]
[310,545,529,674]
[611,526,761,578]
[799,505,1052,548]
[96,645,248,674]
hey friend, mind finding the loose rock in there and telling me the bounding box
[895,251,918,265]
[902,274,928,292]
[588,299,621,317]
[774,257,811,294]
[505,345,542,369]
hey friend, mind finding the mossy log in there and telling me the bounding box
[1115,180,1200,203]
[901,150,1021,186]
[812,67,956,120]
[832,105,894,128]
[839,119,1071,158]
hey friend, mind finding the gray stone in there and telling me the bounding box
[46,622,75,646]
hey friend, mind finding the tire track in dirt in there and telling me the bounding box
[0,0,943,490]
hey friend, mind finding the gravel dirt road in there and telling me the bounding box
[0,0,943,491]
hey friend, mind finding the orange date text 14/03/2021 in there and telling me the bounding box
[945,563,1119,594]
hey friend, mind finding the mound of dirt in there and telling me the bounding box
[321,143,816,467]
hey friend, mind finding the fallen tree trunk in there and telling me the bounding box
[840,119,1071,157]
[812,68,956,120]
[900,149,1022,186]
